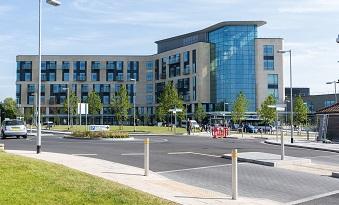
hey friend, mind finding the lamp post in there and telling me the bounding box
[278,49,294,143]
[268,104,286,160]
[130,78,136,132]
[326,80,339,104]
[62,87,70,129]
[37,0,61,154]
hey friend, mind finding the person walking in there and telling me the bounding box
[186,119,191,135]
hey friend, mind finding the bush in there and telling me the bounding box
[71,131,129,139]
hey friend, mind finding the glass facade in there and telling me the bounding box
[208,25,257,111]
[268,74,279,99]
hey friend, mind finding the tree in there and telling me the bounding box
[111,85,131,129]
[156,82,184,123]
[63,92,79,126]
[258,95,277,126]
[231,92,248,124]
[294,96,308,126]
[194,102,206,124]
[87,91,103,124]
[2,97,18,119]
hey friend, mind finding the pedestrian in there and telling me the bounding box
[189,120,192,135]
[186,119,191,135]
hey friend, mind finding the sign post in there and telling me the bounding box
[168,108,182,135]
[78,103,88,129]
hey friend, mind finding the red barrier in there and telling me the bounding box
[213,127,229,138]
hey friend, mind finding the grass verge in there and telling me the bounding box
[49,125,187,134]
[0,152,176,205]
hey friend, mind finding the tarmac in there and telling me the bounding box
[6,150,281,205]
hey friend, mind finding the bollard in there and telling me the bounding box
[307,130,309,141]
[232,149,238,200]
[241,127,244,138]
[0,143,4,151]
[144,138,149,176]
[281,131,284,160]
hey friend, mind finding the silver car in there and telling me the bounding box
[1,119,27,139]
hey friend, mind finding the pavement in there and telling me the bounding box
[3,134,339,204]
[223,152,311,167]
[265,139,339,153]
[6,150,280,205]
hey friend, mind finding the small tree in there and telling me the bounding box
[258,95,277,131]
[111,85,131,129]
[63,92,79,126]
[2,97,18,119]
[88,91,103,124]
[156,82,184,124]
[194,102,206,124]
[231,92,248,124]
[294,96,308,127]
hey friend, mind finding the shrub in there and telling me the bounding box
[71,131,129,139]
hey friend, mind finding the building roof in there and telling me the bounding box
[316,103,339,114]
[155,21,266,44]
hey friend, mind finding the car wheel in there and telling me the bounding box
[23,135,27,139]
[17,136,20,139]
[1,132,5,139]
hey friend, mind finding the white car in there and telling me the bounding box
[1,119,27,139]
[189,120,200,129]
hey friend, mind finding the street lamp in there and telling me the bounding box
[326,80,339,104]
[130,78,136,132]
[37,0,61,154]
[268,104,286,160]
[278,49,294,143]
[62,87,70,130]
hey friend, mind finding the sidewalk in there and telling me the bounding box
[265,139,339,153]
[6,150,280,205]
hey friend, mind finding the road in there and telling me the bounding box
[3,134,339,204]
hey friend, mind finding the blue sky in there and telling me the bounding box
[1,0,339,100]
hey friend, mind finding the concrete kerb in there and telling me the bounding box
[6,150,281,205]
[63,136,135,141]
[265,140,339,153]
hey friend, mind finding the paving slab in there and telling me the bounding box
[332,172,339,178]
[6,150,281,205]
[265,139,339,153]
[223,152,311,167]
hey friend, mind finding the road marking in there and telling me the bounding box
[121,153,144,156]
[157,164,231,174]
[168,151,221,158]
[72,154,97,156]
[286,190,339,205]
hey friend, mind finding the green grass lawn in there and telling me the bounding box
[0,151,176,205]
[49,125,187,134]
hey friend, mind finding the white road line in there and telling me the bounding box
[168,151,221,158]
[121,153,144,156]
[72,154,98,156]
[286,190,339,205]
[168,152,193,155]
[157,164,231,174]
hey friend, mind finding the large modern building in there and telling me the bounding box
[16,21,284,124]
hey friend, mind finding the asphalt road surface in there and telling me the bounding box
[3,134,339,203]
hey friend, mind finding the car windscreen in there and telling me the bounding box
[4,120,24,126]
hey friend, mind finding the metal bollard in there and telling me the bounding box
[232,149,238,200]
[241,127,244,138]
[281,131,284,160]
[0,143,4,151]
[144,138,149,176]
[307,130,309,141]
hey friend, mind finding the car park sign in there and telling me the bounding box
[89,125,110,132]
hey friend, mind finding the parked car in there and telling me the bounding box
[189,120,200,129]
[1,119,27,139]
[256,124,275,132]
[243,124,258,133]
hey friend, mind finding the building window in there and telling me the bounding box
[127,61,139,81]
[17,61,32,82]
[146,84,153,93]
[192,50,196,73]
[146,95,153,105]
[62,61,70,69]
[324,100,335,107]
[264,45,274,70]
[268,74,278,98]
[145,61,153,81]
